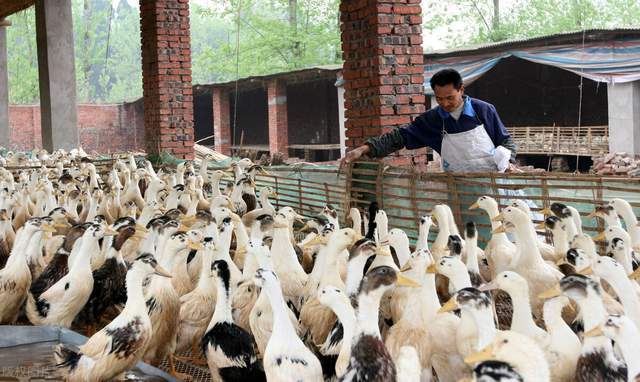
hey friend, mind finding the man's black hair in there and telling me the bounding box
[430,68,463,91]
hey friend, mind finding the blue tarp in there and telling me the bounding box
[424,38,640,94]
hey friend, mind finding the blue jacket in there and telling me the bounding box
[365,96,517,161]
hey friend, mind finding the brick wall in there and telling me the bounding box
[140,0,194,159]
[340,0,426,165]
[6,101,145,153]
[267,79,289,158]
[212,87,231,156]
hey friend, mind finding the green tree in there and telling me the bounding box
[6,9,39,104]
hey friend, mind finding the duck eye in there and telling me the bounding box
[503,274,508,278]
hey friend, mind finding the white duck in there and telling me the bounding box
[255,268,323,382]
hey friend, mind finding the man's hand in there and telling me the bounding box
[339,145,371,171]
[504,163,522,173]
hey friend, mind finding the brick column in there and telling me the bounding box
[212,87,231,156]
[340,0,425,152]
[267,79,289,158]
[140,0,194,160]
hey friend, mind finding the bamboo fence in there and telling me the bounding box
[249,160,640,245]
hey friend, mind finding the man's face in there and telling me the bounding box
[434,84,464,113]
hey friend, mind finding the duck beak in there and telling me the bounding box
[592,232,606,242]
[579,266,594,276]
[135,224,148,233]
[478,280,498,292]
[298,222,312,233]
[438,297,458,313]
[188,240,204,250]
[103,227,118,236]
[41,224,57,233]
[259,168,271,176]
[425,264,437,274]
[492,225,507,234]
[302,235,324,248]
[179,216,196,225]
[468,202,479,210]
[464,344,496,365]
[538,285,562,299]
[294,213,306,224]
[400,262,412,272]
[584,326,604,338]
[431,216,438,227]
[629,267,640,280]
[491,213,504,222]
[555,258,568,266]
[270,191,279,198]
[535,221,546,230]
[541,207,553,216]
[396,273,420,288]
[587,210,599,219]
[154,265,172,278]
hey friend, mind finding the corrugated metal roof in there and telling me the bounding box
[425,28,640,58]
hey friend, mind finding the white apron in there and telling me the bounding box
[440,120,498,173]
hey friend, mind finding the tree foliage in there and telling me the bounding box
[5,0,640,103]
[422,0,640,50]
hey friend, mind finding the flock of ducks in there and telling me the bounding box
[1,150,640,382]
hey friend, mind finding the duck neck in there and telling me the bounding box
[420,274,442,318]
[72,234,99,272]
[507,286,538,333]
[449,270,472,292]
[433,222,450,257]
[345,255,369,299]
[470,307,497,350]
[124,267,148,314]
[615,332,640,381]
[233,221,250,249]
[196,250,214,289]
[211,275,233,325]
[464,238,480,274]
[618,205,639,227]
[552,229,570,254]
[355,289,384,338]
[351,213,362,236]
[210,177,222,198]
[159,246,183,271]
[391,240,411,268]
[605,213,622,228]
[614,248,634,275]
[561,217,578,240]
[264,281,297,337]
[416,223,431,251]
[319,243,346,287]
[333,300,355,339]
[605,274,640,324]
[578,295,608,332]
[513,223,545,267]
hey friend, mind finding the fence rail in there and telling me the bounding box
[251,161,640,246]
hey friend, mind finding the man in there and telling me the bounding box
[340,68,517,173]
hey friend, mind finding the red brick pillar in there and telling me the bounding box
[340,0,425,156]
[267,79,289,158]
[140,0,194,160]
[212,87,231,156]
